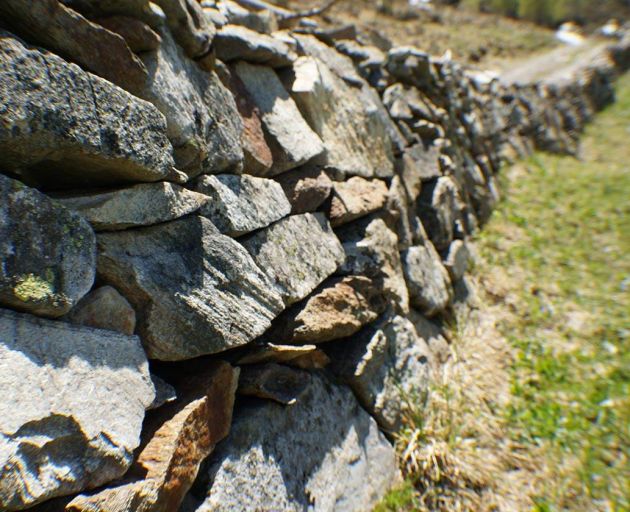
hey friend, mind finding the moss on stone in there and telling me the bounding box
[13,274,54,303]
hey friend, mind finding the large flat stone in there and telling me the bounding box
[193,174,291,236]
[0,33,173,188]
[97,215,285,360]
[0,308,154,511]
[233,61,325,175]
[189,370,399,511]
[240,213,345,305]
[55,182,207,231]
[0,175,96,317]
[214,25,295,67]
[328,177,389,227]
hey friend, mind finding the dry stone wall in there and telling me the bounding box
[1,1,629,511]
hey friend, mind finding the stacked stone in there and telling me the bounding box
[1,1,628,511]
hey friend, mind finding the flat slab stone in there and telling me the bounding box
[55,182,208,231]
[0,33,173,188]
[240,213,345,305]
[193,174,291,236]
[328,177,389,227]
[64,285,136,335]
[233,61,325,175]
[0,308,154,511]
[0,175,96,317]
[97,215,285,360]
[214,25,296,67]
[190,370,400,512]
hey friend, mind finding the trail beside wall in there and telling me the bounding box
[0,2,628,511]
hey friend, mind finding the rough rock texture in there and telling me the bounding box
[240,213,345,305]
[0,308,154,511]
[193,174,291,236]
[214,25,295,67]
[444,239,470,281]
[275,165,333,214]
[287,57,394,178]
[56,183,207,231]
[0,33,173,188]
[153,0,214,58]
[418,176,466,251]
[237,363,309,405]
[233,61,325,175]
[402,243,453,317]
[66,362,239,512]
[139,30,243,177]
[64,286,136,335]
[191,371,399,512]
[328,177,389,227]
[0,175,96,317]
[97,215,284,360]
[328,315,434,432]
[267,276,387,344]
[95,15,162,53]
[237,343,330,369]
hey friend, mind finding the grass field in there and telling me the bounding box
[377,73,630,511]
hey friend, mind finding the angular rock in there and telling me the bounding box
[139,30,243,177]
[238,363,309,405]
[240,213,345,305]
[286,57,394,178]
[214,25,296,67]
[216,0,279,34]
[233,61,325,175]
[444,239,470,281]
[402,243,453,316]
[193,174,291,236]
[396,143,442,201]
[337,217,410,314]
[274,164,333,214]
[328,177,389,227]
[268,276,387,344]
[60,0,163,27]
[95,15,162,53]
[97,215,285,360]
[0,0,148,95]
[418,176,466,251]
[192,371,399,511]
[64,286,136,335]
[0,175,96,317]
[56,182,207,231]
[148,374,178,410]
[0,308,154,511]
[327,315,433,432]
[408,310,451,365]
[67,362,239,512]
[0,34,173,188]
[385,175,426,251]
[153,0,215,58]
[237,343,323,366]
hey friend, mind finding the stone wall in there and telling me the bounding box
[1,2,628,511]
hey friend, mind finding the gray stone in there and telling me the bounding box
[193,174,291,236]
[0,308,154,511]
[194,371,399,511]
[402,243,453,316]
[274,165,333,214]
[397,144,442,200]
[233,61,324,175]
[327,315,433,432]
[97,215,284,360]
[328,177,389,227]
[64,285,136,335]
[0,175,96,318]
[148,374,177,410]
[56,182,207,231]
[95,15,162,53]
[286,57,394,179]
[237,363,309,405]
[153,0,215,58]
[240,213,345,305]
[408,309,451,365]
[444,239,470,281]
[139,30,243,177]
[418,176,466,251]
[216,0,279,34]
[0,34,173,188]
[214,25,296,67]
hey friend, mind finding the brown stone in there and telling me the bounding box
[237,363,309,405]
[237,343,330,369]
[328,177,389,227]
[275,165,333,214]
[64,286,136,335]
[66,361,239,512]
[95,15,161,53]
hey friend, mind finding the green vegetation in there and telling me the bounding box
[379,73,630,511]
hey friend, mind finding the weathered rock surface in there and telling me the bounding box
[287,56,394,178]
[64,286,136,335]
[267,276,387,344]
[139,30,243,177]
[148,374,178,411]
[95,15,162,53]
[0,175,96,317]
[153,0,214,58]
[237,343,330,369]
[0,33,173,188]
[275,165,333,214]
[444,239,470,281]
[233,61,325,175]
[214,25,296,67]
[240,213,345,305]
[237,363,309,405]
[328,177,389,227]
[418,176,466,251]
[97,215,285,360]
[191,371,399,511]
[328,315,433,432]
[66,362,239,512]
[0,308,154,511]
[402,243,453,316]
[396,143,443,200]
[193,174,291,236]
[408,310,451,365]
[56,183,207,231]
